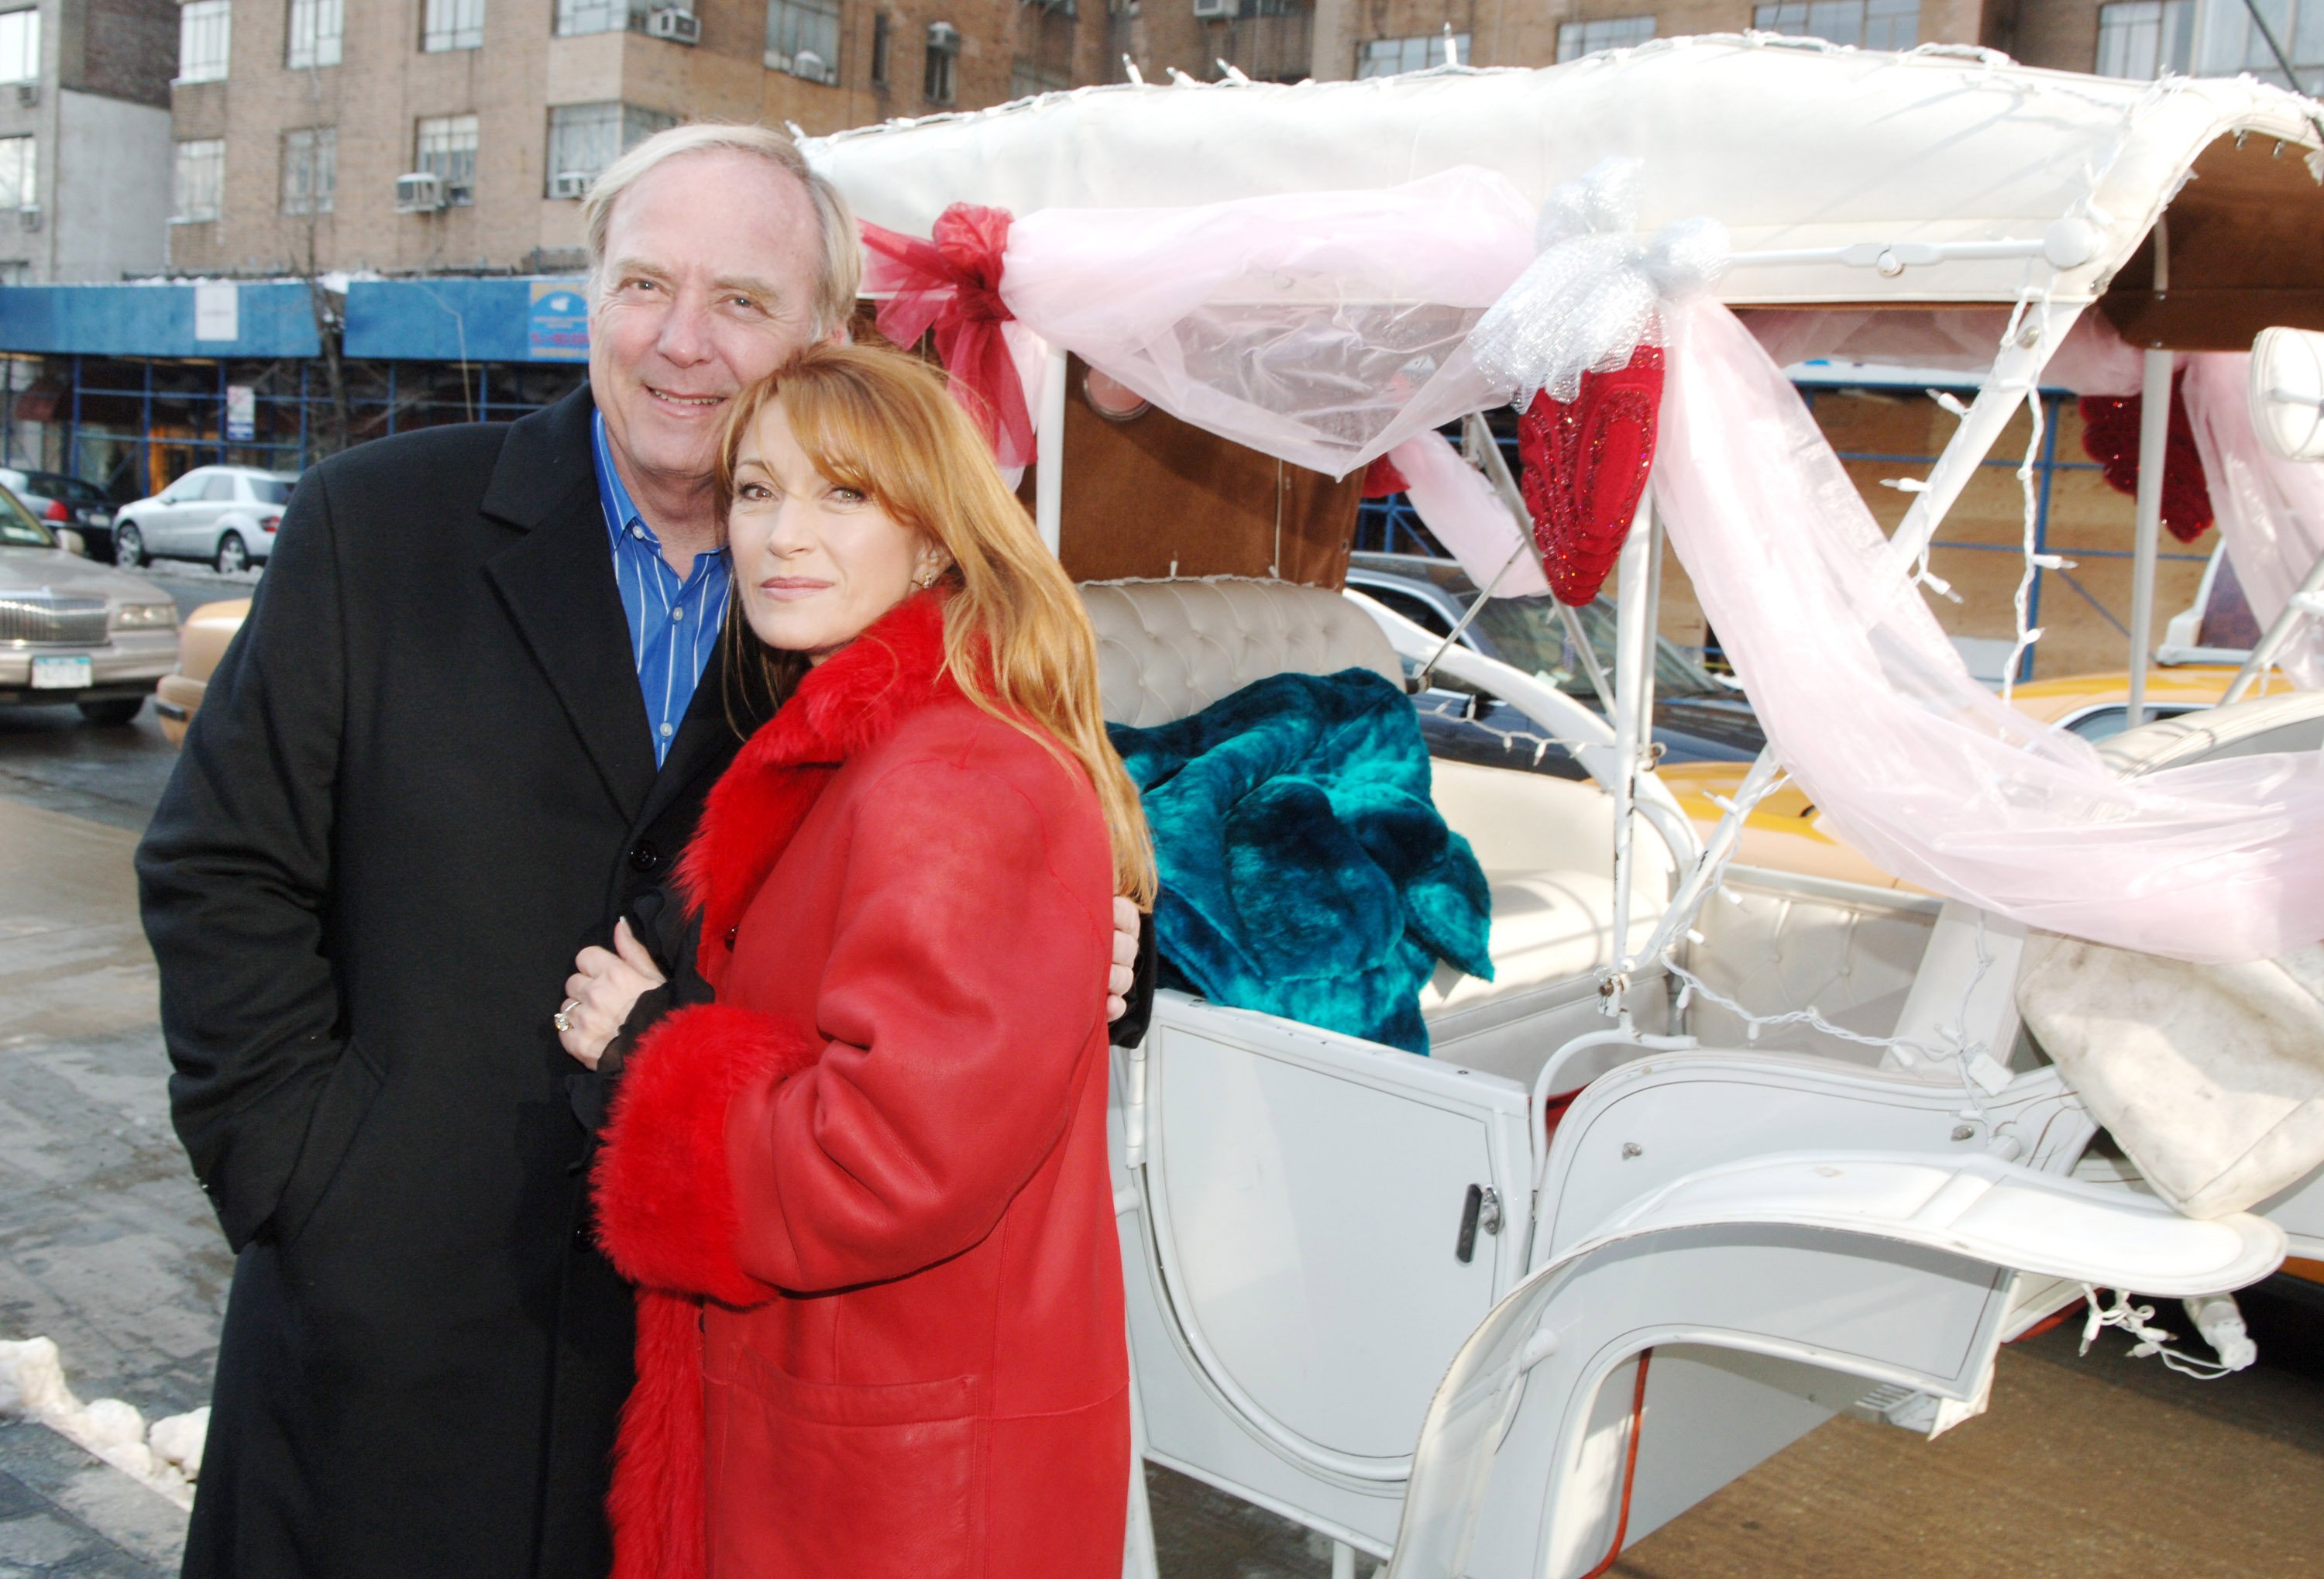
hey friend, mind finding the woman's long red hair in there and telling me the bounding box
[717,342,1156,906]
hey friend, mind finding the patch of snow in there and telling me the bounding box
[0,1336,202,1511]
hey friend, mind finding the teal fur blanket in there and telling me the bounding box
[1108,668,1494,1056]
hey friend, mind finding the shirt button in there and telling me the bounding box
[631,525,645,539]
[671,607,684,622]
[658,723,674,738]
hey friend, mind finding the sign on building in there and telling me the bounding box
[528,282,589,362]
[225,384,256,442]
[194,280,239,343]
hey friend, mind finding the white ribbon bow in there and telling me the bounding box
[1467,157,1730,407]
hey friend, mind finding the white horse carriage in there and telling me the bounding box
[805,36,2324,1577]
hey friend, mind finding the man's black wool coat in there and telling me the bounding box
[136,387,756,1578]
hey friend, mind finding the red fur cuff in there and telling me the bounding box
[593,1003,822,1306]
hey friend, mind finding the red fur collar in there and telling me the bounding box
[679,591,957,982]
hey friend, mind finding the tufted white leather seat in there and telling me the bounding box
[1080,578,1404,728]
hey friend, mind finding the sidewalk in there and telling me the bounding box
[0,796,216,1577]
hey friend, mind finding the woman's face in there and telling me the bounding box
[727,401,948,664]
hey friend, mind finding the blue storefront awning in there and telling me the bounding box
[343,278,590,363]
[0,280,323,358]
[0,277,594,363]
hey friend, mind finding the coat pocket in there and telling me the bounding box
[272,1046,384,1251]
[709,1353,982,1579]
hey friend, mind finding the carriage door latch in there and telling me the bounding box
[1455,1184,1504,1264]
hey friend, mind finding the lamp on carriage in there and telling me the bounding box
[2247,325,2324,462]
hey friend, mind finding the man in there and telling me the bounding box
[138,125,1143,1578]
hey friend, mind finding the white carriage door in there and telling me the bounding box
[1140,1006,1531,1470]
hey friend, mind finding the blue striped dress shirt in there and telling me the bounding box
[593,413,732,767]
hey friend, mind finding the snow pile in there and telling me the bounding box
[0,1336,206,1510]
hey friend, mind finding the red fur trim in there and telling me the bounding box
[594,1003,823,1306]
[608,1288,706,1579]
[678,590,958,986]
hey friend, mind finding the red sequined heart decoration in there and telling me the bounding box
[1517,346,1666,606]
[2077,370,2214,544]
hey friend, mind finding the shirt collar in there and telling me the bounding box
[592,411,657,550]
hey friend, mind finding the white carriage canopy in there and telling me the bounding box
[803,36,2324,965]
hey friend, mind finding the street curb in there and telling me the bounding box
[0,1419,181,1576]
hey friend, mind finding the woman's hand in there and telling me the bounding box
[1107,896,1139,1023]
[559,918,668,1071]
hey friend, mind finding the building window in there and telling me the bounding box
[415,114,479,204]
[871,10,890,85]
[0,136,32,211]
[555,0,650,35]
[1356,31,1469,76]
[423,0,486,52]
[767,0,841,82]
[2095,0,2194,77]
[174,139,224,222]
[1752,0,1920,50]
[286,0,342,67]
[1013,0,1078,96]
[1554,15,1654,62]
[546,102,675,194]
[924,19,957,101]
[177,0,232,83]
[2194,0,2324,89]
[0,9,40,85]
[281,128,336,214]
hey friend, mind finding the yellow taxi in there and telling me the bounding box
[1659,666,2293,892]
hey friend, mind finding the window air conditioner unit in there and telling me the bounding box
[16,205,37,232]
[646,7,700,44]
[394,172,445,212]
[927,22,960,48]
[790,48,830,82]
[550,170,591,201]
[1191,0,1232,17]
[14,82,35,108]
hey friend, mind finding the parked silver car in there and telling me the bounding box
[113,465,300,573]
[0,486,179,724]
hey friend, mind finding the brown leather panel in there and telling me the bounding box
[2099,132,2324,349]
[1035,356,1361,589]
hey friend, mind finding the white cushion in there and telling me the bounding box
[1080,577,1403,728]
[2020,934,2324,1219]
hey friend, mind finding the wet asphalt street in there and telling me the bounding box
[0,562,2318,1577]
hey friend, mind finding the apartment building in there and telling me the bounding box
[1127,0,2322,91]
[167,0,1116,277]
[0,0,174,283]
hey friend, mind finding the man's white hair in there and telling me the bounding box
[583,122,860,337]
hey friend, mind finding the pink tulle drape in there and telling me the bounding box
[1391,431,1552,597]
[1655,301,2324,963]
[979,170,2324,960]
[999,168,1536,476]
[2180,355,2324,688]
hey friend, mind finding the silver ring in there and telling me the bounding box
[554,998,580,1033]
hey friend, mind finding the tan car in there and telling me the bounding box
[0,488,180,723]
[156,597,250,745]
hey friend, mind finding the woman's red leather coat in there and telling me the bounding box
[593,595,1129,1578]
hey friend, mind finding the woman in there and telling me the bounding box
[560,342,1154,1578]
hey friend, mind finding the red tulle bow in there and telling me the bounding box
[859,205,1035,468]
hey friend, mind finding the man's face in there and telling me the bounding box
[589,150,827,494]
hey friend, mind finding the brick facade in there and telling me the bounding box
[61,0,178,107]
[169,0,1120,277]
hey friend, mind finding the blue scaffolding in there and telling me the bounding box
[0,276,591,503]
